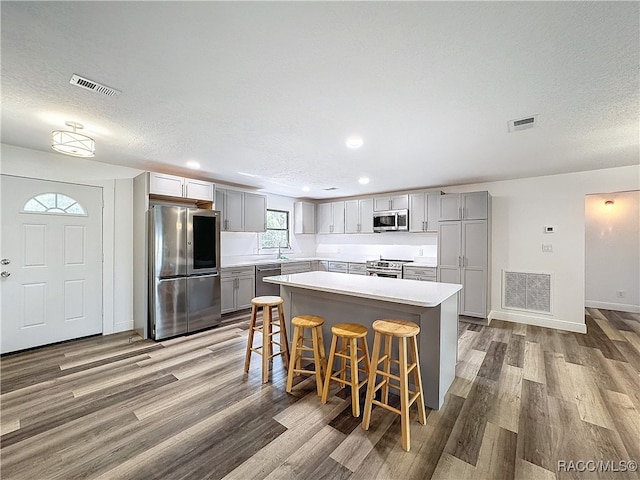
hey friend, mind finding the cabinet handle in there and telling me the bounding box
[458,255,462,267]
[458,207,462,219]
[422,221,426,231]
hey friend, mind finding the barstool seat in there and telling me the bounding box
[362,319,426,451]
[286,315,327,396]
[244,296,290,383]
[321,323,370,417]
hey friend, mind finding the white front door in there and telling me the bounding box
[1,175,103,354]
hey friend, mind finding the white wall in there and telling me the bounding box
[585,190,640,312]
[443,166,640,333]
[1,144,142,334]
[318,165,640,332]
[3,143,638,335]
[316,232,437,261]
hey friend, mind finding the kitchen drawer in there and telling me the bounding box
[221,265,255,278]
[403,266,436,277]
[404,273,436,282]
[328,261,348,273]
[282,261,312,275]
[348,263,367,275]
[403,265,436,282]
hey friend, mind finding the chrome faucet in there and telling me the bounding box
[277,246,282,259]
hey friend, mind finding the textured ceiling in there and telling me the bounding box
[1,2,638,199]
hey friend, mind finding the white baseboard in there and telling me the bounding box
[585,301,640,314]
[488,310,587,334]
[113,320,135,333]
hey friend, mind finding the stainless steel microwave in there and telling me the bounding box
[373,209,409,232]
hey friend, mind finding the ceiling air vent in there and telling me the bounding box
[508,115,538,133]
[324,187,338,191]
[69,74,121,97]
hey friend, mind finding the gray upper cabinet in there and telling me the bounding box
[373,194,409,211]
[317,201,345,234]
[148,172,214,202]
[409,191,441,232]
[439,191,489,221]
[345,198,373,233]
[294,201,316,234]
[244,193,267,232]
[216,188,266,232]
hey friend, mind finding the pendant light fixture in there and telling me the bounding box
[51,121,95,157]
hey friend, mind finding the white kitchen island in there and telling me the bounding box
[264,271,462,410]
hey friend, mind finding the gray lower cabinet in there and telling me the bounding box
[281,261,313,275]
[438,220,488,318]
[348,262,367,275]
[221,266,255,314]
[403,265,436,281]
[328,261,348,273]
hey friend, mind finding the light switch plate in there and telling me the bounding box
[542,244,553,252]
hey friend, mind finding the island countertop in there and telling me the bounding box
[264,271,461,308]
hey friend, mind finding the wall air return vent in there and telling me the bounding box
[502,270,552,314]
[69,74,121,97]
[508,115,538,132]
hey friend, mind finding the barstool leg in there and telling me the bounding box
[382,335,392,404]
[311,326,324,396]
[399,337,410,451]
[321,334,339,404]
[362,331,381,430]
[286,325,302,393]
[350,337,360,416]
[410,335,427,425]
[339,337,347,389]
[277,304,290,368]
[317,327,327,377]
[262,306,272,384]
[360,336,371,380]
[244,304,258,373]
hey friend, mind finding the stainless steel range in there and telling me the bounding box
[365,259,413,278]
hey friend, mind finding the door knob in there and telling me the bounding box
[1,259,10,265]
[1,271,10,278]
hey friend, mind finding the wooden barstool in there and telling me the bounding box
[244,296,290,383]
[321,323,370,417]
[362,319,426,451]
[286,315,327,396]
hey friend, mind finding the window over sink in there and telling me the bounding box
[260,209,290,249]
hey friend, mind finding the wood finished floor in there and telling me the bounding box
[1,308,639,480]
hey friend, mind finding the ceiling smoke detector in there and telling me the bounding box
[70,74,121,97]
[508,115,538,132]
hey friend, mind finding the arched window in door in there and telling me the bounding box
[21,193,87,216]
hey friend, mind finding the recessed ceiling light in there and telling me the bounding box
[186,160,200,169]
[302,186,310,192]
[358,177,370,185]
[346,135,363,149]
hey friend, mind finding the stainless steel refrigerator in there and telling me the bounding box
[149,206,222,340]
